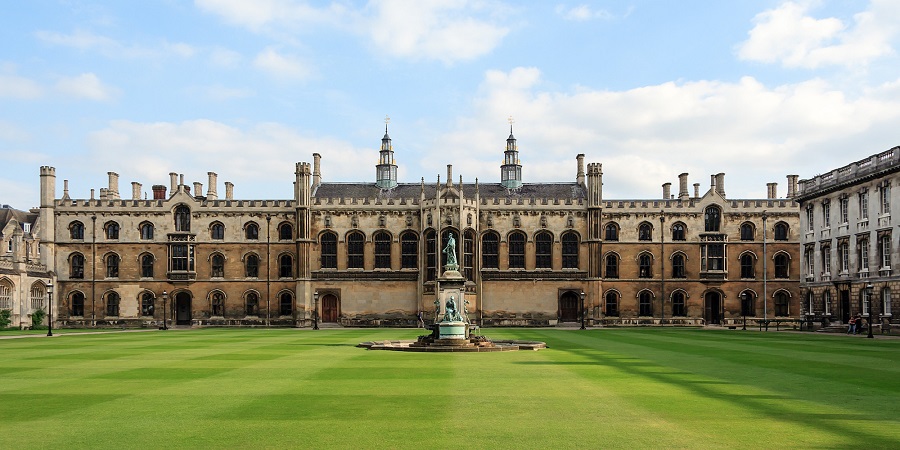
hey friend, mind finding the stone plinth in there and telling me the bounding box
[437,321,467,339]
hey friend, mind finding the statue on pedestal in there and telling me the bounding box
[443,234,458,270]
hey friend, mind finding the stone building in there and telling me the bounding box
[40,125,802,328]
[0,204,53,328]
[796,146,900,328]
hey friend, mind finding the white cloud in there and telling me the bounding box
[209,47,242,67]
[253,47,312,80]
[0,71,43,99]
[555,4,613,21]
[35,29,196,60]
[55,73,118,101]
[738,0,900,68]
[200,84,254,101]
[194,0,345,30]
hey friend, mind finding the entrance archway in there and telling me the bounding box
[704,292,722,325]
[840,290,851,323]
[559,291,579,322]
[321,294,339,323]
[175,292,192,325]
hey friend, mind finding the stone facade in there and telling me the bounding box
[0,203,52,328]
[39,126,802,328]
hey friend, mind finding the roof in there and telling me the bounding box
[312,182,587,200]
[0,206,37,232]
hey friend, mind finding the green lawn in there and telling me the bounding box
[1,328,898,449]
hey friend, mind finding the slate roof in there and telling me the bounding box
[312,182,586,200]
[0,206,37,233]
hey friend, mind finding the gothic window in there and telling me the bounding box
[347,231,365,269]
[279,254,293,278]
[741,291,756,316]
[211,222,225,240]
[605,292,619,317]
[774,222,789,241]
[106,253,120,278]
[740,253,755,279]
[211,254,225,278]
[30,285,44,310]
[71,292,85,316]
[70,221,84,240]
[774,291,789,317]
[508,231,526,269]
[672,292,686,316]
[280,292,293,316]
[535,231,552,269]
[140,222,154,240]
[604,223,619,241]
[672,253,686,278]
[245,254,260,278]
[211,292,225,316]
[106,292,120,316]
[671,223,686,241]
[105,221,119,240]
[464,230,475,281]
[170,244,193,272]
[320,232,337,269]
[245,292,259,316]
[374,231,391,269]
[638,222,652,241]
[141,292,154,316]
[639,253,652,278]
[704,206,721,232]
[740,222,754,241]
[701,238,725,272]
[481,232,499,270]
[279,223,293,240]
[425,230,437,280]
[174,205,191,232]
[605,254,619,279]
[774,253,789,278]
[561,231,579,269]
[0,282,11,309]
[70,253,85,279]
[400,232,418,269]
[141,253,154,278]
[639,291,653,316]
[245,222,259,240]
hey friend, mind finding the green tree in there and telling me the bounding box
[30,309,45,329]
[0,309,11,328]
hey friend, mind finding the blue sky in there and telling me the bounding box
[3,0,900,209]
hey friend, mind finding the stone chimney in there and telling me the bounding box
[446,165,453,187]
[312,153,322,187]
[787,174,799,198]
[169,172,178,194]
[179,174,185,190]
[107,172,120,199]
[576,154,585,186]
[152,185,167,200]
[710,174,717,194]
[693,183,700,198]
[90,188,95,200]
[63,179,69,199]
[99,188,109,200]
[131,182,141,200]
[225,181,234,200]
[678,173,689,200]
[207,172,218,200]
[766,182,777,199]
[715,173,725,197]
[193,182,203,198]
[662,183,671,200]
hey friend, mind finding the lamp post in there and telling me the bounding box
[160,290,168,330]
[46,283,53,337]
[867,283,875,339]
[580,290,586,330]
[313,290,320,330]
[741,291,747,331]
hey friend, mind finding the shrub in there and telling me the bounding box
[30,309,46,329]
[0,309,11,328]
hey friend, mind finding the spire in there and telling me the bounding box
[376,115,398,189]
[501,116,522,190]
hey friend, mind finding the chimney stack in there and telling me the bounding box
[107,172,120,199]
[63,179,70,199]
[766,182,776,199]
[312,153,322,187]
[715,173,725,197]
[207,172,218,200]
[693,183,700,198]
[131,182,141,200]
[152,185,167,200]
[225,181,234,200]
[576,154,585,186]
[99,188,109,200]
[787,174,799,198]
[662,183,671,200]
[678,173,689,200]
[193,182,203,198]
[169,172,177,194]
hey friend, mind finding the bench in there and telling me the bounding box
[758,318,801,331]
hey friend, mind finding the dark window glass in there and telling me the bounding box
[212,292,225,316]
[70,254,85,279]
[605,254,618,278]
[171,244,192,271]
[604,223,618,241]
[279,223,292,240]
[704,206,721,232]
[561,232,579,269]
[140,223,154,240]
[245,223,259,240]
[425,230,437,281]
[246,292,259,316]
[374,231,391,269]
[71,292,85,316]
[141,292,154,316]
[141,254,154,278]
[280,293,292,316]
[672,223,685,241]
[482,232,499,269]
[211,223,225,240]
[774,222,789,241]
[70,221,84,240]
[106,292,120,316]
[106,254,119,278]
[672,292,686,316]
[279,254,293,278]
[245,254,259,277]
[741,254,755,278]
[211,254,224,278]
[535,232,552,269]
[672,254,685,278]
[320,232,337,269]
[740,223,754,241]
[174,206,190,232]
[639,292,653,316]
[741,292,756,316]
[401,232,418,269]
[775,292,789,316]
[464,230,475,281]
[347,231,364,269]
[508,232,526,269]
[639,254,652,278]
[639,223,652,241]
[106,222,119,239]
[775,254,789,278]
[605,292,619,316]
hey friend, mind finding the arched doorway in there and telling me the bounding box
[704,292,722,325]
[559,291,579,322]
[321,294,339,323]
[175,292,192,325]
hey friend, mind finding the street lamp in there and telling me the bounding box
[741,291,748,331]
[866,283,875,339]
[580,291,586,330]
[313,290,320,330]
[159,290,168,330]
[46,283,53,337]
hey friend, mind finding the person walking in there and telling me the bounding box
[847,315,857,334]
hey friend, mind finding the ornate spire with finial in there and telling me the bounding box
[376,115,398,189]
[501,116,522,189]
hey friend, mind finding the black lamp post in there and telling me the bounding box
[313,291,320,330]
[46,283,53,337]
[867,283,875,339]
[580,291,586,330]
[741,291,747,331]
[160,290,168,330]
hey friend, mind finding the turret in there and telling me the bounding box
[501,122,522,190]
[38,166,56,267]
[376,121,398,189]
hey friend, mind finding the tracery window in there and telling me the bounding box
[401,232,418,269]
[740,223,754,241]
[211,222,225,240]
[106,253,120,278]
[347,231,365,269]
[245,292,259,316]
[639,253,652,278]
[245,254,259,278]
[605,291,619,317]
[174,205,191,232]
[604,223,619,241]
[211,254,225,278]
[320,232,337,269]
[106,292,120,316]
[70,221,84,240]
[141,254,154,278]
[535,231,552,269]
[774,222,789,241]
[279,223,293,240]
[561,232,579,269]
[774,253,789,279]
[671,223,685,241]
[141,292,154,316]
[374,231,391,269]
[280,292,293,316]
[508,232,526,269]
[605,254,618,279]
[481,232,499,270]
[672,254,686,278]
[279,254,293,278]
[105,222,119,240]
[70,253,85,279]
[245,222,259,240]
[704,206,721,232]
[140,222,154,240]
[638,222,652,241]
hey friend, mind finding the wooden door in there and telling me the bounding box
[559,292,579,322]
[705,293,721,325]
[322,294,339,322]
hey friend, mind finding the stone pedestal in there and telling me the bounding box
[437,321,467,339]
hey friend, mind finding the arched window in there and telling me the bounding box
[561,231,579,269]
[639,253,652,278]
[740,222,754,241]
[774,222,789,241]
[245,292,259,316]
[535,231,552,269]
[174,205,191,232]
[605,292,619,316]
[639,291,653,316]
[211,222,225,240]
[482,232,499,269]
[30,284,44,310]
[211,254,225,278]
[211,292,225,316]
[425,229,437,281]
[280,292,293,316]
[106,292,120,316]
[279,223,293,240]
[508,232,526,269]
[71,292,85,316]
[0,282,11,309]
[638,222,652,241]
[401,232,418,269]
[347,231,365,269]
[605,254,619,278]
[279,254,293,278]
[464,230,476,281]
[105,221,119,239]
[741,291,756,316]
[704,206,721,232]
[672,254,686,278]
[70,253,85,279]
[374,231,391,269]
[70,221,84,240]
[140,222,154,240]
[141,254,154,278]
[774,253,789,278]
[245,222,259,240]
[141,292,155,316]
[741,253,755,279]
[106,253,120,278]
[320,232,337,269]
[672,223,686,241]
[774,291,789,316]
[672,291,686,316]
[604,223,619,241]
[245,254,259,278]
